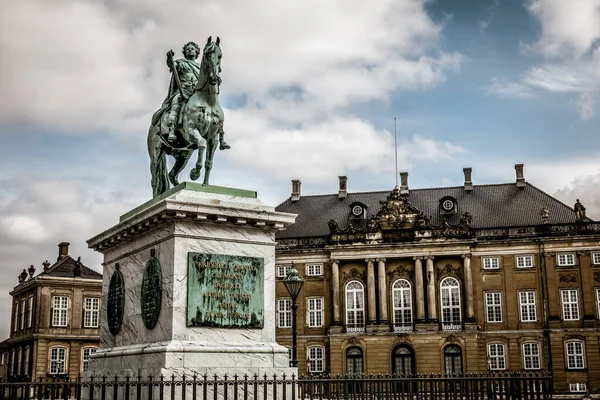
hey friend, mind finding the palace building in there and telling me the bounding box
[3,242,102,381]
[274,165,600,395]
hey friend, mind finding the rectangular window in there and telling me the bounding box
[19,298,26,330]
[276,265,291,278]
[561,289,580,320]
[307,297,323,327]
[519,291,537,322]
[488,343,506,370]
[82,348,97,372]
[593,253,600,265]
[277,299,292,328]
[483,257,500,270]
[84,298,100,328]
[557,253,575,266]
[27,296,33,328]
[516,255,534,268]
[308,347,324,373]
[13,302,18,332]
[485,292,502,322]
[49,347,67,374]
[306,264,323,276]
[52,296,69,327]
[23,347,29,376]
[10,351,15,376]
[597,288,600,318]
[570,383,587,393]
[16,349,21,376]
[566,341,585,369]
[523,343,541,370]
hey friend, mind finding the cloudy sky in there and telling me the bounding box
[0,0,599,338]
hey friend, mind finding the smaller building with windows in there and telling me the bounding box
[2,242,101,381]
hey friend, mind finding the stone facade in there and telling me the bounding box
[3,242,102,381]
[274,168,600,395]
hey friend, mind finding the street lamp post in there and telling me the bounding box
[283,263,305,368]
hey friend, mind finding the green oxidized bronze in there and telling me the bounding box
[141,249,162,329]
[107,263,125,335]
[187,252,264,328]
[147,36,231,198]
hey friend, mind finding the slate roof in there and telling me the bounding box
[40,256,102,280]
[275,182,587,239]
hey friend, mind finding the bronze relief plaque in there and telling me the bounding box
[107,263,125,335]
[141,249,162,329]
[187,252,264,328]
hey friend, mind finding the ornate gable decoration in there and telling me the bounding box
[387,265,415,281]
[374,187,424,231]
[342,268,367,284]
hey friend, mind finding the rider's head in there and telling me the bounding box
[183,42,201,60]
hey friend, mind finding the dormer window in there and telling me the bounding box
[439,196,457,214]
[442,200,454,211]
[349,202,367,219]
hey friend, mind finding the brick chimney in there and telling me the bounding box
[291,179,301,202]
[338,176,347,199]
[463,167,473,192]
[515,164,525,188]
[399,172,409,195]
[57,242,70,261]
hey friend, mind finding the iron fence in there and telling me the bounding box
[0,372,552,400]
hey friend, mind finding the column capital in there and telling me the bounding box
[376,258,386,263]
[413,256,424,261]
[330,258,339,264]
[461,254,471,260]
[365,258,376,263]
[426,255,435,261]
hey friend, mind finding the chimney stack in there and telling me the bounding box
[338,176,347,199]
[515,164,525,188]
[57,241,70,261]
[399,172,409,195]
[463,167,473,192]
[291,179,301,202]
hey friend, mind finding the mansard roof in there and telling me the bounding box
[41,256,102,280]
[275,182,585,239]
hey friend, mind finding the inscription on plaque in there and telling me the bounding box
[187,253,264,328]
[141,249,162,329]
[107,263,125,335]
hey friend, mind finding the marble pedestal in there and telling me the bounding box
[87,183,297,379]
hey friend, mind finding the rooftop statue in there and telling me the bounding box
[148,36,230,197]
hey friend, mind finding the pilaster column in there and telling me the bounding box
[331,259,341,325]
[414,256,425,321]
[426,256,437,320]
[462,254,474,320]
[366,259,376,323]
[377,258,388,323]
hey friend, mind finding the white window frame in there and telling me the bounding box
[485,292,503,323]
[307,297,323,328]
[10,350,15,377]
[570,383,587,393]
[306,264,323,276]
[522,342,541,370]
[23,346,29,376]
[487,343,506,370]
[596,288,600,318]
[19,298,26,330]
[345,281,365,332]
[557,253,575,266]
[49,347,67,375]
[482,257,500,270]
[277,298,292,328]
[13,302,18,332]
[440,277,461,329]
[83,298,100,328]
[81,347,97,372]
[16,348,22,376]
[565,341,585,369]
[27,296,33,328]
[592,252,600,265]
[52,296,69,327]
[519,291,537,322]
[276,265,291,278]
[392,279,412,331]
[307,346,324,373]
[561,289,580,321]
[516,255,534,268]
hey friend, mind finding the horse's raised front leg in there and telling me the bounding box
[187,128,206,181]
[169,149,193,187]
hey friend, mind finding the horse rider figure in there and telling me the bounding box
[154,41,230,150]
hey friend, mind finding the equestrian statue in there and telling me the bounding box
[147,36,230,197]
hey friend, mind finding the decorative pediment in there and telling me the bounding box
[559,271,578,283]
[376,187,423,230]
[342,268,367,284]
[438,264,462,280]
[387,265,414,281]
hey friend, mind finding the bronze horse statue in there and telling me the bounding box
[147,37,225,197]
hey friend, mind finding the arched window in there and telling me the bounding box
[49,346,67,375]
[82,347,97,372]
[444,345,463,375]
[392,345,415,376]
[392,279,412,331]
[345,281,365,333]
[346,347,363,376]
[440,277,461,330]
[23,347,30,376]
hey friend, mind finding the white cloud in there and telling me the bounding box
[522,64,600,92]
[572,93,595,120]
[487,78,537,99]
